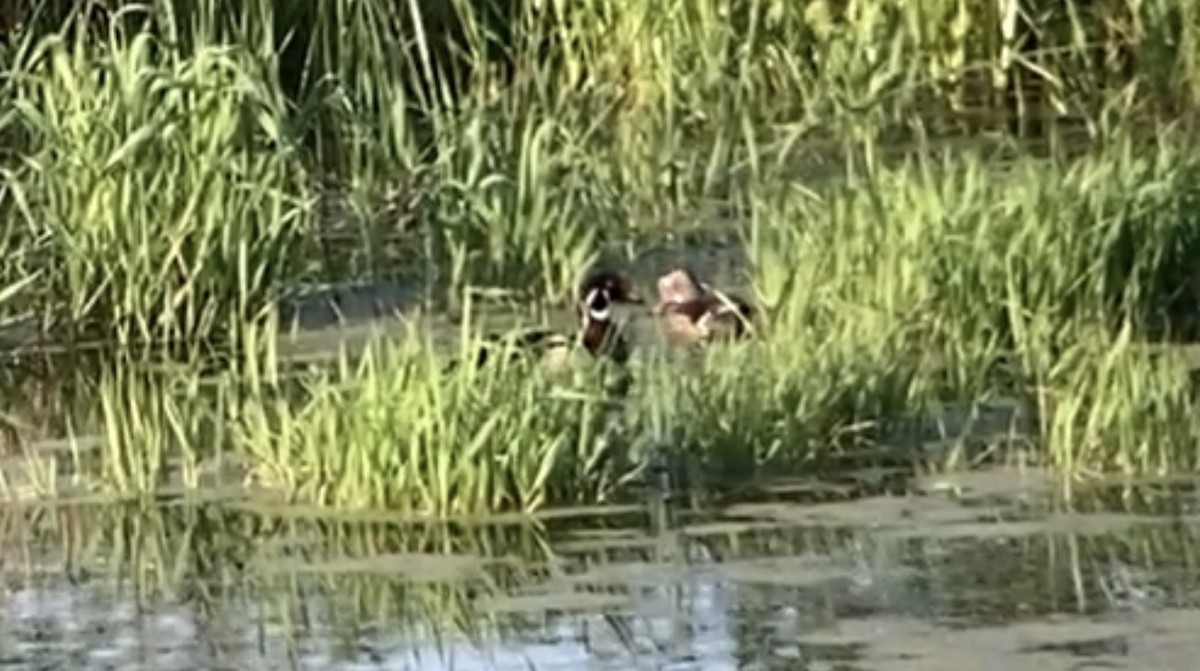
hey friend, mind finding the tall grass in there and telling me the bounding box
[1,0,1197,340]
[0,9,311,347]
[0,1,1199,511]
[229,133,1200,513]
[235,324,641,515]
[2,133,1198,513]
[747,132,1200,476]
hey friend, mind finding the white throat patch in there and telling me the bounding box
[582,288,612,325]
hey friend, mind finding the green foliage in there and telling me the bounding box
[235,324,639,515]
[0,0,1199,513]
[0,21,310,345]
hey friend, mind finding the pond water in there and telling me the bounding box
[2,468,1199,670]
[0,127,1190,668]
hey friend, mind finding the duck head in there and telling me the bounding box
[654,266,706,313]
[577,279,632,364]
[578,268,644,306]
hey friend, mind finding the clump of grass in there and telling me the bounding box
[422,114,609,305]
[225,301,962,515]
[0,12,310,347]
[632,331,928,489]
[746,131,1200,480]
[753,131,1200,365]
[0,355,233,504]
[92,361,233,497]
[1040,324,1200,479]
[235,323,639,515]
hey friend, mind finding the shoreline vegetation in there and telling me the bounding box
[1,0,1200,515]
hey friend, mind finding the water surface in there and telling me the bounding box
[2,468,1199,670]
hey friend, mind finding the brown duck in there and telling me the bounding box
[653,266,754,345]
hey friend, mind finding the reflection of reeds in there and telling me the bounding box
[685,491,1200,668]
[0,504,568,652]
[1,490,1198,666]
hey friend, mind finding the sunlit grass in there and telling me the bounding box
[0,134,1195,514]
[0,18,312,347]
[235,322,642,515]
[0,1,1199,512]
[746,135,1200,479]
[2,0,1197,335]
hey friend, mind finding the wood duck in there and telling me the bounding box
[470,269,644,369]
[653,266,754,345]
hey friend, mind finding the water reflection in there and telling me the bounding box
[2,474,1200,670]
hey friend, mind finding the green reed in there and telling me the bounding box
[0,131,1193,513]
[235,321,640,515]
[1,1,1200,511]
[226,310,951,515]
[0,13,311,347]
[0,352,234,502]
[747,131,1200,478]
[3,0,1198,343]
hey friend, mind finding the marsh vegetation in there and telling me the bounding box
[5,2,1200,669]
[0,0,1198,515]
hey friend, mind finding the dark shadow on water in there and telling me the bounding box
[276,279,429,332]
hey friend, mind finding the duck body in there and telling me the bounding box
[467,268,642,371]
[473,296,631,369]
[654,267,754,345]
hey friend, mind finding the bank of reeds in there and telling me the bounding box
[0,1,1199,510]
[0,133,1185,513]
[0,0,1197,342]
